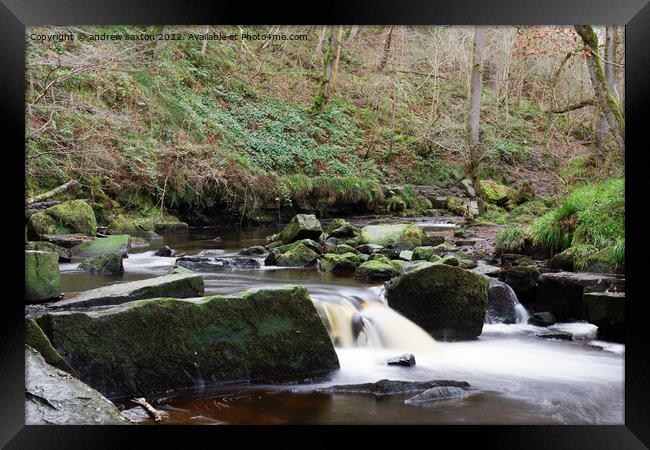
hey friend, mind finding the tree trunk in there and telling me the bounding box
[465,26,486,207]
[378,26,394,70]
[331,26,344,89]
[574,25,625,155]
[153,26,168,58]
[347,25,359,43]
[313,27,336,111]
[201,26,210,55]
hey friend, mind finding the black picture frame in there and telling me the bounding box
[2,1,648,447]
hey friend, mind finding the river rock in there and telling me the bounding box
[385,264,489,340]
[155,245,174,257]
[326,244,360,255]
[317,379,470,398]
[357,244,384,255]
[387,353,416,367]
[423,233,446,247]
[275,214,323,244]
[26,250,61,303]
[536,331,573,340]
[355,255,399,280]
[388,241,415,251]
[25,346,128,425]
[320,252,361,273]
[26,241,71,262]
[528,311,556,327]
[359,224,424,247]
[404,386,471,404]
[479,180,511,206]
[584,291,625,342]
[71,234,131,258]
[238,245,268,256]
[48,273,204,309]
[486,278,517,324]
[25,317,73,373]
[433,242,458,254]
[471,264,502,277]
[28,200,97,240]
[153,222,189,234]
[36,287,339,398]
[398,250,414,261]
[447,196,470,216]
[78,252,124,275]
[503,265,540,303]
[264,241,320,267]
[176,256,262,271]
[327,222,359,239]
[439,255,459,266]
[412,246,435,261]
[41,233,95,248]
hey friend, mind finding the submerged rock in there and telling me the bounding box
[239,245,268,256]
[25,250,61,303]
[317,379,470,398]
[49,273,204,309]
[36,287,339,398]
[79,252,124,275]
[387,353,416,367]
[25,346,128,425]
[28,200,97,240]
[536,331,573,340]
[320,252,361,273]
[386,264,489,340]
[275,214,323,244]
[154,245,174,257]
[404,386,471,404]
[26,241,71,262]
[528,311,556,327]
[71,234,132,258]
[359,224,424,247]
[355,255,399,280]
[176,256,262,271]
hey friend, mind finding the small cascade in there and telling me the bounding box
[485,278,530,324]
[312,297,436,351]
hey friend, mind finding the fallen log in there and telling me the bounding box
[26,180,77,204]
[130,397,166,423]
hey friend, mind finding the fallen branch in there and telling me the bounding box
[26,180,77,204]
[550,99,595,114]
[130,397,164,423]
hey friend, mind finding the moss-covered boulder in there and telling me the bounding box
[385,264,489,340]
[51,273,204,309]
[78,253,124,275]
[447,196,469,216]
[423,233,446,247]
[584,291,624,342]
[320,253,361,273]
[28,200,97,239]
[412,246,435,261]
[359,224,424,247]
[25,317,73,372]
[479,180,511,206]
[325,219,359,239]
[36,287,340,398]
[439,255,460,266]
[71,234,131,258]
[25,250,60,303]
[25,346,129,425]
[355,255,399,280]
[504,265,540,302]
[25,241,71,262]
[433,242,459,254]
[265,240,321,267]
[275,214,323,244]
[326,244,360,255]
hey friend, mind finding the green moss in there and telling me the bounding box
[355,256,398,280]
[275,214,323,244]
[25,317,73,372]
[25,250,60,302]
[319,252,361,272]
[359,224,424,246]
[71,234,132,258]
[412,246,435,261]
[28,200,97,238]
[78,253,124,275]
[479,180,511,205]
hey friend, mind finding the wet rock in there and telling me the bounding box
[355,255,399,281]
[25,317,73,372]
[326,244,360,255]
[584,291,625,342]
[486,278,517,324]
[422,233,446,247]
[398,250,414,261]
[320,253,361,273]
[25,250,61,303]
[317,379,470,398]
[167,265,193,275]
[25,346,128,425]
[327,222,359,239]
[48,273,204,309]
[455,239,476,247]
[264,240,320,267]
[357,244,384,255]
[238,245,268,256]
[79,253,124,275]
[42,233,95,249]
[503,265,540,303]
[432,242,459,254]
[387,353,416,367]
[528,312,556,327]
[386,264,489,340]
[27,200,97,240]
[454,228,474,238]
[120,406,153,423]
[36,287,339,398]
[375,248,401,259]
[359,224,424,247]
[154,245,174,257]
[153,222,189,234]
[387,241,415,251]
[26,241,71,262]
[412,246,435,261]
[71,234,132,258]
[404,386,471,404]
[471,264,502,277]
[177,256,262,271]
[439,255,459,266]
[275,214,323,244]
[536,331,573,340]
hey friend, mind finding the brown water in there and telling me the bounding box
[59,223,625,425]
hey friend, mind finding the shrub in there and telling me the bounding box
[494,227,529,253]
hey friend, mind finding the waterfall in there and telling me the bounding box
[485,278,530,324]
[313,297,436,351]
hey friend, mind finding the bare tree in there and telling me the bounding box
[465,26,486,205]
[313,27,337,111]
[574,25,624,154]
[331,26,344,89]
[379,26,395,70]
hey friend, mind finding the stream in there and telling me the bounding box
[59,223,624,425]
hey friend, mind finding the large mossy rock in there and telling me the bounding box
[25,317,73,372]
[265,241,321,267]
[359,224,424,247]
[36,287,340,398]
[479,180,511,206]
[275,214,323,244]
[25,346,128,425]
[320,252,361,273]
[584,291,625,342]
[385,264,489,340]
[79,252,124,275]
[71,234,131,258]
[503,265,540,303]
[28,200,97,239]
[25,241,71,262]
[50,273,204,309]
[355,255,399,280]
[25,250,60,303]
